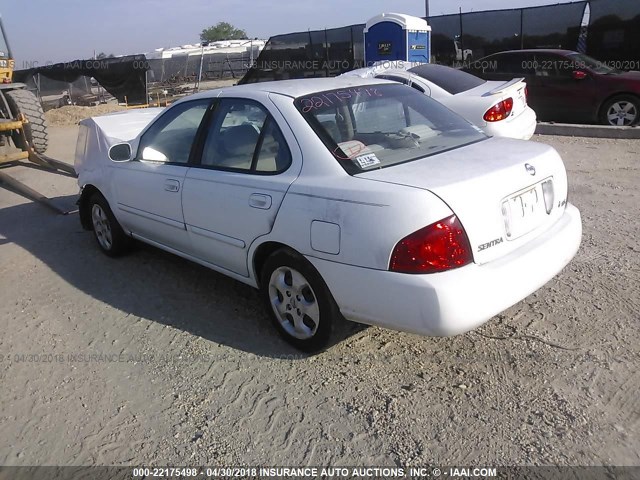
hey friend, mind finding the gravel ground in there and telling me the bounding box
[0,130,638,467]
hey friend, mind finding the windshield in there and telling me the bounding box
[295,83,487,174]
[408,64,486,94]
[567,52,615,74]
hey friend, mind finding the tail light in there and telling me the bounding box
[484,97,514,122]
[389,215,473,274]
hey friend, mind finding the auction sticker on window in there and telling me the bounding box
[355,153,381,169]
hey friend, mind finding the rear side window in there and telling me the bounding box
[408,64,486,94]
[200,99,291,174]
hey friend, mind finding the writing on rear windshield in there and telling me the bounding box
[300,87,384,113]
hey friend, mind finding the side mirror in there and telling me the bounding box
[572,70,588,81]
[141,146,168,162]
[108,143,132,162]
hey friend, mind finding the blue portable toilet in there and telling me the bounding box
[364,13,431,66]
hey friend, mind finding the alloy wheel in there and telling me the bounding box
[268,266,320,340]
[91,204,113,251]
[607,100,638,126]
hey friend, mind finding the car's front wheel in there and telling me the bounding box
[260,249,341,352]
[601,95,640,126]
[88,192,132,257]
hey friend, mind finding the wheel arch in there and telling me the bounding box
[251,241,298,287]
[78,184,102,230]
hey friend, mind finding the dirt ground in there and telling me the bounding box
[45,105,126,127]
[0,125,638,467]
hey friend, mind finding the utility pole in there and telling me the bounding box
[425,0,430,18]
[196,41,209,92]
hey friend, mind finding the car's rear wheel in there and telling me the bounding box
[260,248,341,352]
[601,95,640,126]
[88,192,131,257]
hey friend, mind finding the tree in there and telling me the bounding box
[200,22,247,42]
[96,52,115,59]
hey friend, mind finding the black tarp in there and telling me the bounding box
[522,2,588,49]
[14,54,149,104]
[428,14,463,65]
[460,9,523,59]
[428,2,587,63]
[240,25,364,84]
[588,0,640,65]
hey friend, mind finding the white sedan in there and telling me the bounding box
[341,62,537,140]
[75,77,581,352]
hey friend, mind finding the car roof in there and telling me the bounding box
[488,49,578,56]
[188,77,393,100]
[409,63,458,72]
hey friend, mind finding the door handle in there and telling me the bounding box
[249,193,272,210]
[164,179,180,192]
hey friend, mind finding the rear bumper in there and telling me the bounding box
[485,107,537,141]
[308,204,582,336]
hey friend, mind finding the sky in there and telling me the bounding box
[2,0,580,68]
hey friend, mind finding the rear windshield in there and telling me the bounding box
[295,83,486,174]
[408,64,486,94]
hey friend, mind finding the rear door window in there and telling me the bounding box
[199,99,292,174]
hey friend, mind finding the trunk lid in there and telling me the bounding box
[358,137,569,264]
[465,79,529,118]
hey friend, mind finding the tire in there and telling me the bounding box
[5,89,49,153]
[88,192,132,257]
[600,95,640,127]
[260,248,342,352]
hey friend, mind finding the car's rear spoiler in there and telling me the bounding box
[482,78,525,97]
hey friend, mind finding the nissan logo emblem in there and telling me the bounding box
[525,163,536,176]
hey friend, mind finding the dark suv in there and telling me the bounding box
[465,49,640,126]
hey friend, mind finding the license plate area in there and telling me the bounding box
[502,180,549,240]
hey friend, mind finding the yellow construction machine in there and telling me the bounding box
[0,15,76,214]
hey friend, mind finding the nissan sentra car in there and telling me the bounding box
[75,77,582,352]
